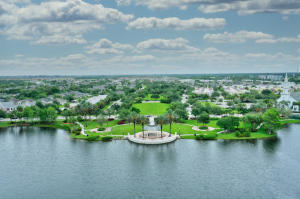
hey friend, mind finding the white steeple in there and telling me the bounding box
[282,73,290,96]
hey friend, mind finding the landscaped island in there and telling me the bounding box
[1,115,299,141]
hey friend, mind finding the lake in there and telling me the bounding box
[0,125,300,199]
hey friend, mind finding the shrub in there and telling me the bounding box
[160,98,170,103]
[118,120,125,125]
[151,94,160,99]
[87,135,99,141]
[199,126,208,130]
[195,134,204,140]
[77,116,84,122]
[235,131,251,137]
[195,133,217,140]
[98,127,106,131]
[102,136,113,142]
[108,118,114,121]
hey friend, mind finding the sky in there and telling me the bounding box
[0,0,300,76]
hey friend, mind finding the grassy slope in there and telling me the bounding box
[133,103,170,115]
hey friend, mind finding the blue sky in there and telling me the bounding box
[0,0,299,75]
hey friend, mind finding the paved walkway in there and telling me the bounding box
[128,131,178,145]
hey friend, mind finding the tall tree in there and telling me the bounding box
[263,108,281,134]
[245,113,263,132]
[197,112,210,126]
[155,115,167,138]
[166,110,176,137]
[217,116,240,132]
[138,115,148,138]
[129,112,139,137]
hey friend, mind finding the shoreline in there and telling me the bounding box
[1,119,299,141]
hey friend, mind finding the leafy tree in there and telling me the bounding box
[105,108,115,119]
[46,107,57,123]
[118,108,131,121]
[277,101,292,119]
[62,109,73,122]
[217,116,240,132]
[39,107,57,123]
[197,112,210,126]
[263,108,281,134]
[23,107,34,122]
[245,113,263,132]
[0,109,6,118]
[97,115,106,128]
[131,107,141,113]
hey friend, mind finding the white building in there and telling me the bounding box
[277,73,299,112]
[87,95,107,105]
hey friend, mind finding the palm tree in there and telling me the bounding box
[129,112,139,137]
[155,115,166,138]
[139,115,148,138]
[166,111,175,137]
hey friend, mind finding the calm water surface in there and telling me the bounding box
[0,125,300,199]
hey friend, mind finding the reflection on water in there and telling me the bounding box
[0,125,300,199]
[263,137,281,153]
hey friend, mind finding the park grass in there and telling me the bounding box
[280,119,300,125]
[143,94,165,101]
[83,120,119,130]
[133,103,170,115]
[0,122,12,128]
[217,129,275,140]
[182,119,219,128]
[182,119,254,129]
[110,124,142,135]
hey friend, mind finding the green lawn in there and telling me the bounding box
[110,124,143,135]
[83,120,119,130]
[108,122,216,135]
[133,103,170,115]
[143,94,165,101]
[280,119,300,125]
[0,122,11,128]
[183,119,219,128]
[217,130,275,140]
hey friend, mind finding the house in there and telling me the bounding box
[40,98,53,105]
[87,95,107,105]
[55,98,67,105]
[0,101,17,112]
[277,73,300,112]
[17,99,36,107]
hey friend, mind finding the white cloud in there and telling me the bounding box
[118,0,300,15]
[203,31,274,43]
[254,34,300,44]
[137,37,199,52]
[86,39,135,54]
[1,48,300,75]
[106,55,155,63]
[198,0,300,15]
[116,0,132,6]
[0,0,133,44]
[127,17,225,30]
